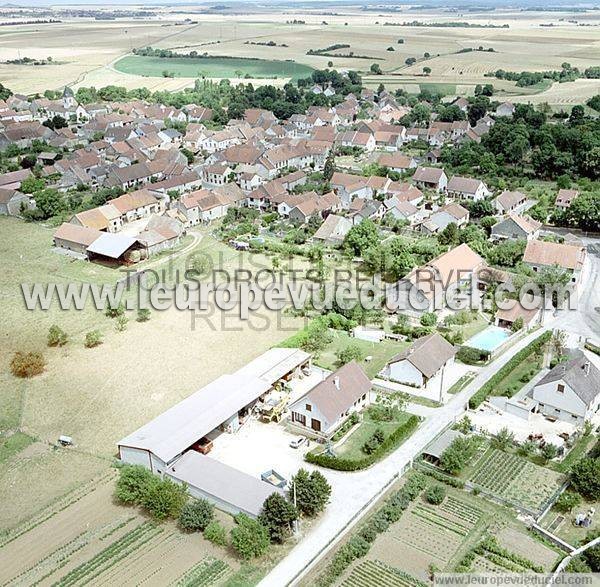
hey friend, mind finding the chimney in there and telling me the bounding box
[583,362,590,377]
[333,376,340,390]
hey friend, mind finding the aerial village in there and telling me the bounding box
[1,70,599,586]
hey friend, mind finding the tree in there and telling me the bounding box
[565,192,600,232]
[230,514,270,559]
[289,468,332,516]
[570,457,600,500]
[300,321,333,357]
[47,325,68,347]
[343,219,379,257]
[362,428,385,454]
[204,520,228,546]
[33,188,66,219]
[555,491,581,513]
[259,493,298,543]
[438,222,459,246]
[425,485,446,505]
[517,440,537,457]
[491,427,514,451]
[141,476,188,520]
[179,498,214,531]
[423,66,431,75]
[20,176,45,194]
[115,464,154,504]
[370,63,382,75]
[440,436,478,475]
[336,342,364,366]
[541,442,558,461]
[323,153,335,182]
[10,351,46,378]
[84,330,103,348]
[511,316,524,332]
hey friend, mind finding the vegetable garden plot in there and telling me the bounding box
[393,512,464,563]
[342,559,427,587]
[468,449,564,512]
[440,496,483,527]
[174,557,231,587]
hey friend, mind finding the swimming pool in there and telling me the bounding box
[466,325,511,352]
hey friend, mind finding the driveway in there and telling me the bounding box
[259,318,571,587]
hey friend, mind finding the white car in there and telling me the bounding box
[289,436,307,449]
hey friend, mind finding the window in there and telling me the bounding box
[293,412,306,426]
[555,408,561,414]
[306,403,312,412]
[362,394,367,401]
[557,384,565,393]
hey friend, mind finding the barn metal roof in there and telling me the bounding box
[166,451,283,517]
[118,348,309,464]
[86,233,138,258]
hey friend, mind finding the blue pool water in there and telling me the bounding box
[466,326,511,352]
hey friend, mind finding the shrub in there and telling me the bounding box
[556,491,582,513]
[136,309,151,322]
[10,351,46,378]
[231,514,270,559]
[362,428,385,455]
[491,427,514,451]
[141,476,188,520]
[420,312,437,327]
[115,464,154,504]
[179,498,214,531]
[335,342,364,366]
[457,346,490,365]
[105,302,125,318]
[115,315,128,332]
[84,330,103,348]
[47,325,68,346]
[203,520,228,546]
[425,484,446,505]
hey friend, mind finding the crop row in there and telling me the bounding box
[441,497,483,525]
[175,557,230,587]
[342,559,427,587]
[412,505,471,537]
[55,521,162,587]
[470,450,525,493]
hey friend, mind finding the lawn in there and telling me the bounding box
[492,354,543,398]
[315,330,410,378]
[447,372,475,395]
[114,55,314,80]
[0,432,35,464]
[335,409,412,460]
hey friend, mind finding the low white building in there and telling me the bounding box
[382,333,456,389]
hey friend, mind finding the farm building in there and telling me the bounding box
[86,233,144,265]
[118,348,310,514]
[53,222,103,256]
[166,451,283,518]
[0,188,33,216]
[289,361,371,437]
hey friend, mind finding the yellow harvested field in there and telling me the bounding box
[0,8,599,104]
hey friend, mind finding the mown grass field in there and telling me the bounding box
[114,55,314,80]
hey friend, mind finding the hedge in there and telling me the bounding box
[469,331,551,409]
[417,462,466,488]
[306,415,420,471]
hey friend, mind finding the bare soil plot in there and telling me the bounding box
[0,474,238,587]
[495,526,560,571]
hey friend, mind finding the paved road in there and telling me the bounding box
[260,323,563,587]
[260,252,600,587]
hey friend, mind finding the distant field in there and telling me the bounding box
[114,54,314,80]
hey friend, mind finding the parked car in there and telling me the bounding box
[289,436,306,449]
